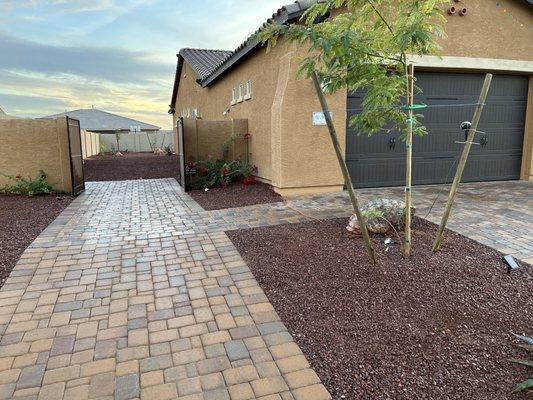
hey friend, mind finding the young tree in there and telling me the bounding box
[259,0,446,259]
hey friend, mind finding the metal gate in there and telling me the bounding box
[346,72,528,188]
[177,117,186,188]
[66,117,85,196]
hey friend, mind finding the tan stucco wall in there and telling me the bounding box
[174,41,290,184]
[174,0,533,193]
[174,39,346,194]
[0,118,72,193]
[439,0,533,62]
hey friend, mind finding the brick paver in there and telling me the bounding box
[0,179,331,400]
[204,181,533,264]
[300,181,532,264]
[1,178,530,399]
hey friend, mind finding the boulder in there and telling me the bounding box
[346,198,416,234]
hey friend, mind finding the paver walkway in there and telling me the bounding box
[1,178,530,400]
[204,180,533,264]
[0,179,330,400]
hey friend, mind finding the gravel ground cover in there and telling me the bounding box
[228,217,533,400]
[188,181,282,210]
[0,195,72,288]
[84,152,180,181]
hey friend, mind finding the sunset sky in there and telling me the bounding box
[0,0,288,129]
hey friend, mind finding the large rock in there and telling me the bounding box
[346,198,416,234]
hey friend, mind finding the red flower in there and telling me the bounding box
[187,161,196,168]
[243,133,252,140]
[222,168,231,176]
[243,176,256,186]
[15,175,22,180]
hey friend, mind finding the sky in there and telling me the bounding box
[0,0,288,129]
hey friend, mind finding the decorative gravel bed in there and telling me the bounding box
[0,195,73,288]
[188,181,282,210]
[227,217,533,400]
[84,153,180,182]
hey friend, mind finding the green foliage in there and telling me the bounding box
[191,132,257,189]
[510,333,533,394]
[99,141,110,155]
[0,170,61,197]
[362,209,384,220]
[258,0,446,138]
[192,158,253,189]
[221,132,243,161]
[513,379,533,394]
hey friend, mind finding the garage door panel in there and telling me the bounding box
[346,72,527,187]
[347,158,406,188]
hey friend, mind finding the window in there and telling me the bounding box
[244,80,252,100]
[231,88,237,105]
[238,84,245,102]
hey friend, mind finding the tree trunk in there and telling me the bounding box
[404,64,415,258]
[311,71,378,265]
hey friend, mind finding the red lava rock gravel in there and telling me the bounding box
[84,152,181,182]
[0,195,73,288]
[227,217,533,400]
[188,181,282,210]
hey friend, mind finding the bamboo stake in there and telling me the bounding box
[404,64,415,259]
[311,71,378,265]
[432,73,493,252]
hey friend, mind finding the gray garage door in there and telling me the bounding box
[346,72,527,188]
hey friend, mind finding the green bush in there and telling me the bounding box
[99,141,110,155]
[191,157,256,189]
[0,170,61,197]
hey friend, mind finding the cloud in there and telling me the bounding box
[0,0,117,14]
[0,0,290,129]
[0,32,172,83]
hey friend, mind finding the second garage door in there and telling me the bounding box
[346,72,527,188]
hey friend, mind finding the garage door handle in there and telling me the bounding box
[388,137,396,150]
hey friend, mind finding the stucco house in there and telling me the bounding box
[43,108,160,135]
[171,0,533,196]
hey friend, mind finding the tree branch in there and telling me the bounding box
[367,0,394,35]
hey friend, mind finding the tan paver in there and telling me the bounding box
[0,179,331,399]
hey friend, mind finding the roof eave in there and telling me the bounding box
[199,38,261,88]
[199,3,310,87]
[170,54,185,112]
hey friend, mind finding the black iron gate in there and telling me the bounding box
[66,117,85,196]
[177,117,186,188]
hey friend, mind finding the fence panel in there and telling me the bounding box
[81,130,101,159]
[99,131,174,153]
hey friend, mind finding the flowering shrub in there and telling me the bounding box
[191,157,257,189]
[190,131,257,189]
[0,170,61,197]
